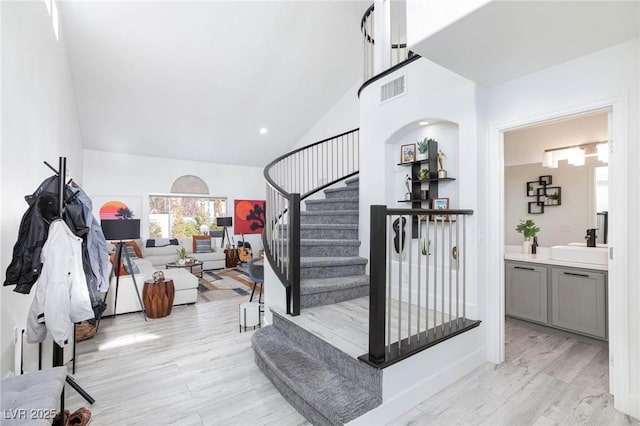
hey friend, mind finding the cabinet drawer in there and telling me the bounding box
[505,262,548,324]
[550,267,607,339]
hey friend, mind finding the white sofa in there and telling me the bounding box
[103,258,198,316]
[139,238,226,270]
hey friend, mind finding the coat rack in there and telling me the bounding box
[46,157,96,414]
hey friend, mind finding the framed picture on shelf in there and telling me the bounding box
[431,197,449,221]
[400,143,416,163]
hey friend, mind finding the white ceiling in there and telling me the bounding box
[59,1,368,167]
[411,1,640,86]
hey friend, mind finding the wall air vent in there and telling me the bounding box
[380,74,406,103]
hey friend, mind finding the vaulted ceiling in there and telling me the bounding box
[59,1,367,167]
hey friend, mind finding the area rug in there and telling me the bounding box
[198,267,257,303]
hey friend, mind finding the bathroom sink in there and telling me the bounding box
[567,242,608,248]
[550,245,608,265]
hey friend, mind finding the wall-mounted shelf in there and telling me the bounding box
[397,140,455,238]
[397,158,430,166]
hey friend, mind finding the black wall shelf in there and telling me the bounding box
[399,140,454,238]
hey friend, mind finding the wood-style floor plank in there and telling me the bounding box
[66,294,309,425]
[389,319,639,426]
[66,292,638,426]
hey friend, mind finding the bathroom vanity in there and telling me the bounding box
[505,250,608,340]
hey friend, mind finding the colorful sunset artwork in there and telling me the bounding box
[234,199,266,234]
[96,200,141,223]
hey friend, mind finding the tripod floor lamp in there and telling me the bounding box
[101,219,147,321]
[216,216,233,248]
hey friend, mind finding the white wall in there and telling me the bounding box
[82,150,266,252]
[504,158,605,247]
[291,80,361,151]
[1,1,84,375]
[406,0,490,49]
[480,37,639,417]
[358,56,483,402]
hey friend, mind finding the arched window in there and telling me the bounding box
[170,175,209,194]
[148,175,226,239]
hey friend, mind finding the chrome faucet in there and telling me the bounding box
[585,228,597,247]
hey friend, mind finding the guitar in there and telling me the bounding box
[238,233,253,262]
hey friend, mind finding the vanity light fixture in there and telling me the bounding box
[542,141,607,168]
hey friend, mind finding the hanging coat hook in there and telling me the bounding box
[43,161,59,175]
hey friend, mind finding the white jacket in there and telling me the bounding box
[27,219,95,346]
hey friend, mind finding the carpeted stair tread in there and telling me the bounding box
[274,239,360,247]
[324,186,358,194]
[301,210,359,216]
[300,256,368,267]
[252,326,379,425]
[301,239,360,246]
[300,275,369,295]
[344,176,359,186]
[305,197,358,204]
[304,198,359,211]
[301,210,359,225]
[324,186,359,199]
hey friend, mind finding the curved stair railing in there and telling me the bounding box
[361,3,415,82]
[263,129,360,315]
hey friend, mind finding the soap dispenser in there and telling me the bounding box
[585,229,597,247]
[531,237,538,254]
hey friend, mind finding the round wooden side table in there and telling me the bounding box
[224,248,240,268]
[143,278,175,318]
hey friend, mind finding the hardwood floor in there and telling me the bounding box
[388,319,638,426]
[67,295,309,425]
[68,296,638,426]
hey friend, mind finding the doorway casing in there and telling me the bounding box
[485,96,629,410]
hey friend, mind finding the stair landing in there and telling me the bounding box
[271,296,452,360]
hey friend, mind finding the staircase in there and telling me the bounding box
[253,176,381,425]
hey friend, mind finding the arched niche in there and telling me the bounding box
[384,118,460,209]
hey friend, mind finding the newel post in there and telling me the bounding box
[289,193,301,316]
[368,205,387,363]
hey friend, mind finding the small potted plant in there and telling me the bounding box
[416,138,430,161]
[176,247,187,265]
[418,168,429,181]
[515,219,540,254]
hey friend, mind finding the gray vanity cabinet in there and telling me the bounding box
[505,262,548,324]
[550,267,607,339]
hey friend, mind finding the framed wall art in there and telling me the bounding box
[234,199,266,234]
[400,143,416,163]
[431,197,450,221]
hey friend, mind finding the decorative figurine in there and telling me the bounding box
[152,270,165,283]
[437,150,447,178]
[405,174,412,200]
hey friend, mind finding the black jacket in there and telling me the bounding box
[3,176,81,294]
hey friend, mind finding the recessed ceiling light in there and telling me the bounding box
[259,128,268,135]
[418,121,430,126]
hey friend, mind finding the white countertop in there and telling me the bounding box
[504,250,608,272]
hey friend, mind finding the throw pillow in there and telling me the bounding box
[146,238,179,248]
[122,257,140,275]
[109,252,128,276]
[193,236,212,253]
[125,240,143,258]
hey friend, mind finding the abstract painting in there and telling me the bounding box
[234,199,266,234]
